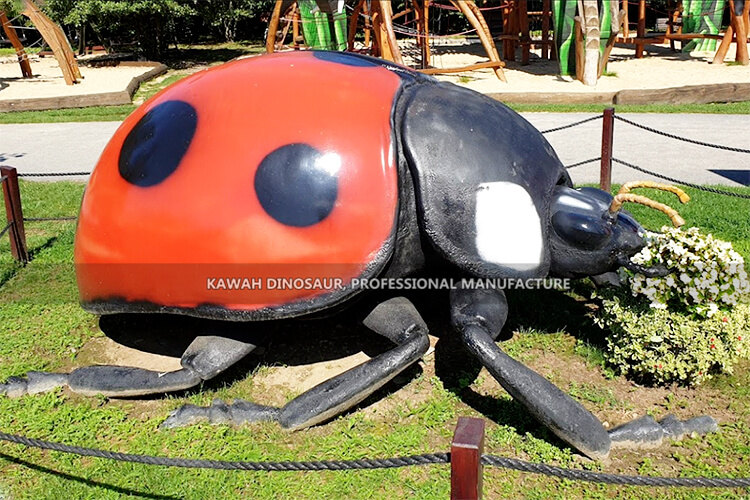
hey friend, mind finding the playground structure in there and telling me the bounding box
[0,0,80,84]
[619,0,749,64]
[266,0,507,80]
[265,0,749,84]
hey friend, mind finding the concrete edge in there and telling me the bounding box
[485,82,750,105]
[0,62,168,113]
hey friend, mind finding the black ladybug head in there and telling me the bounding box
[547,186,659,278]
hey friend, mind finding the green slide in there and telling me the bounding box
[298,0,348,51]
[682,0,725,52]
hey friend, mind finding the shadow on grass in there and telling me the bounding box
[0,452,180,500]
[0,236,59,289]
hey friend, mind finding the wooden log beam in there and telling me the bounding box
[419,60,505,75]
[1,11,33,78]
[21,0,80,84]
[452,0,506,81]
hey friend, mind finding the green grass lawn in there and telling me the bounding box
[0,180,749,498]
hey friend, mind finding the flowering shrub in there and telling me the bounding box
[595,227,750,386]
[624,227,749,318]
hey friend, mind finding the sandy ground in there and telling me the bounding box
[0,54,160,101]
[417,39,750,95]
[1,41,749,104]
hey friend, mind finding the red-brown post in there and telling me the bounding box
[451,417,485,500]
[1,166,29,262]
[636,0,646,58]
[600,107,615,192]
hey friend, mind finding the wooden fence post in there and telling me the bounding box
[600,107,615,192]
[451,417,485,500]
[1,166,29,263]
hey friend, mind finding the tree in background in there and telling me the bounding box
[186,0,273,43]
[39,0,273,58]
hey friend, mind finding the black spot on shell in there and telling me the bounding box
[119,100,197,187]
[255,144,339,227]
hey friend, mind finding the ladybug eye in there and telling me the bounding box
[254,144,340,227]
[119,100,197,187]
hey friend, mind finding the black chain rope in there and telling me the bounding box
[613,116,750,154]
[481,455,750,488]
[2,431,750,487]
[17,172,91,177]
[612,158,750,199]
[0,432,446,471]
[0,222,12,239]
[24,217,77,222]
[565,157,601,169]
[540,115,602,134]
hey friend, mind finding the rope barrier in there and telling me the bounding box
[24,217,77,222]
[612,157,750,199]
[3,431,750,487]
[17,172,91,177]
[613,116,750,154]
[540,115,602,134]
[481,455,750,487]
[0,432,447,471]
[0,222,12,239]
[565,157,601,169]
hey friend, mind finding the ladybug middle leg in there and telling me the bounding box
[161,297,430,429]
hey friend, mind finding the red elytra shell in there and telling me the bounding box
[75,52,401,318]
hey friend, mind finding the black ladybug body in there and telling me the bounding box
[5,51,711,462]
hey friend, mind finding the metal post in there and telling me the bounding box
[600,107,615,192]
[451,417,485,500]
[1,166,29,263]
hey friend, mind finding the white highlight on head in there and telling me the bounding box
[475,182,543,271]
[556,193,595,211]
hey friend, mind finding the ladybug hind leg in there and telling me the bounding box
[161,297,430,429]
[0,335,257,399]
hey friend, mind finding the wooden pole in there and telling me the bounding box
[1,11,33,78]
[348,0,364,51]
[1,167,29,263]
[574,15,584,82]
[734,0,750,64]
[635,0,646,58]
[599,9,626,78]
[600,107,615,192]
[542,0,551,59]
[377,0,404,65]
[451,417,485,500]
[519,0,531,64]
[266,0,283,53]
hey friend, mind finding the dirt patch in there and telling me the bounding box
[75,336,182,373]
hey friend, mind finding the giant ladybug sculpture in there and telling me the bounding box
[1,51,716,460]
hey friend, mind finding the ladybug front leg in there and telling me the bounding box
[162,297,430,429]
[449,287,612,460]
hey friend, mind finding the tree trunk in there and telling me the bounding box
[581,0,600,86]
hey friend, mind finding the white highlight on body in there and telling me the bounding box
[475,181,543,271]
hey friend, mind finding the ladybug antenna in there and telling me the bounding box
[616,181,691,203]
[608,181,690,228]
